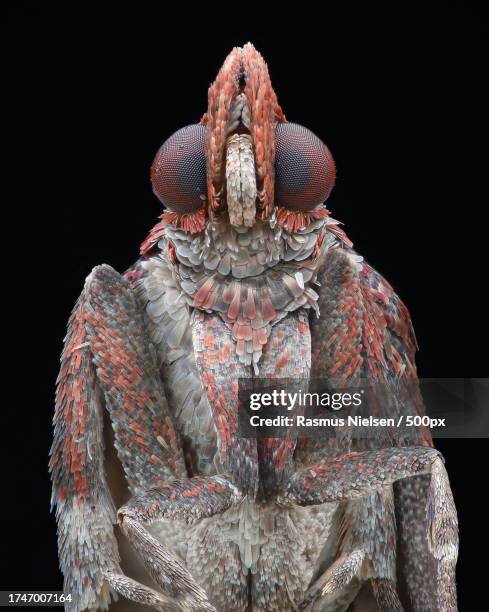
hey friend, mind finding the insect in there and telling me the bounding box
[50,43,458,611]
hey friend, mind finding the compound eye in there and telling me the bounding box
[275,123,336,210]
[151,124,206,212]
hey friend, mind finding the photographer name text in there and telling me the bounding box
[249,415,446,428]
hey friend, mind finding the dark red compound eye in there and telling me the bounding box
[151,124,207,213]
[275,123,336,210]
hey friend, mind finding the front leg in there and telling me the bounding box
[108,476,242,611]
[51,264,211,610]
[278,447,458,611]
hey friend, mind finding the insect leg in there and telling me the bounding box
[299,488,402,611]
[278,446,458,611]
[111,476,242,612]
[371,578,404,611]
[298,549,365,611]
[51,265,189,611]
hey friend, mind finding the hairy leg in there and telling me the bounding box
[278,447,458,611]
[371,578,404,611]
[51,265,192,610]
[298,488,401,612]
[107,476,241,611]
[299,550,365,611]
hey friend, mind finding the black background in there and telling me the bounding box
[4,5,487,610]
